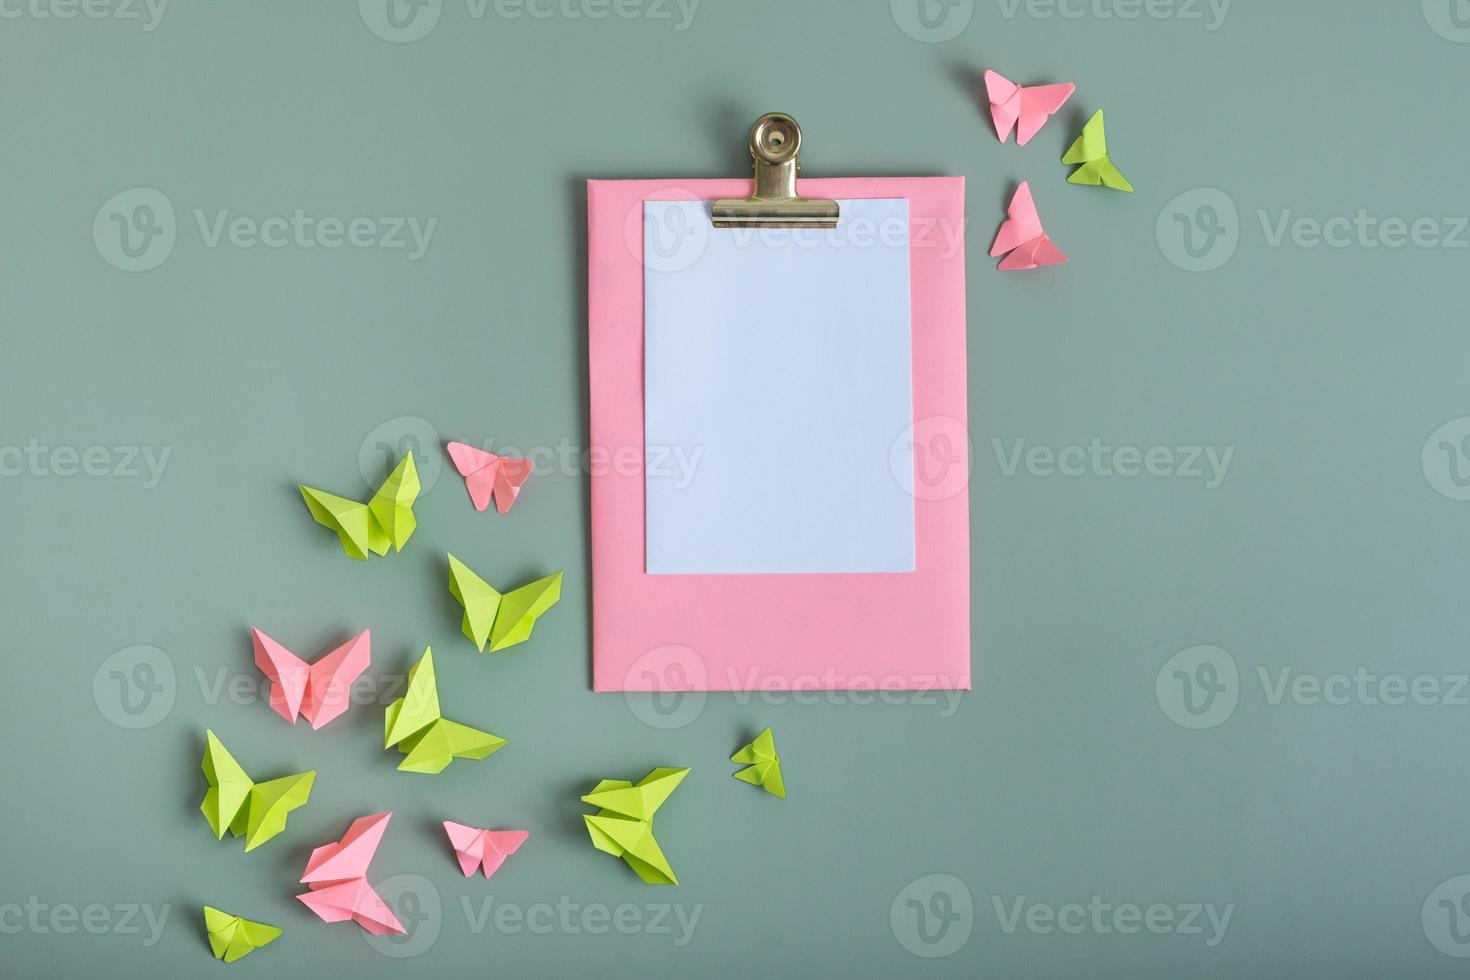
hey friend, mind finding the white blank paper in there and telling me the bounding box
[643,198,915,575]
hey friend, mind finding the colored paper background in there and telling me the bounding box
[3,2,1470,977]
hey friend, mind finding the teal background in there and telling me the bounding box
[3,1,1470,976]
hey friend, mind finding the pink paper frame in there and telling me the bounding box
[588,177,970,692]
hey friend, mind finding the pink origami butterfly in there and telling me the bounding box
[297,813,405,936]
[251,628,371,729]
[443,822,529,878]
[983,69,1075,147]
[990,182,1068,271]
[447,441,533,514]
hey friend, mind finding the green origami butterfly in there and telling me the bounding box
[204,906,282,963]
[384,648,507,773]
[299,452,420,560]
[447,554,563,653]
[582,767,690,885]
[1063,109,1133,192]
[199,730,315,851]
[730,728,785,798]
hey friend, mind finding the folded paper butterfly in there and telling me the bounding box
[990,182,1068,271]
[199,730,315,851]
[581,767,690,885]
[203,906,281,963]
[447,554,563,653]
[299,452,420,560]
[446,441,534,514]
[297,812,405,936]
[730,728,785,799]
[443,822,529,878]
[251,628,371,729]
[1062,108,1133,191]
[384,648,507,773]
[983,69,1075,146]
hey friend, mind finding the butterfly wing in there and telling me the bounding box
[384,649,441,749]
[302,813,392,882]
[251,628,309,724]
[1014,82,1075,146]
[1066,160,1105,186]
[298,879,405,935]
[201,730,254,840]
[730,727,777,765]
[242,770,315,851]
[997,235,1068,271]
[488,571,563,651]
[990,182,1046,257]
[447,555,502,652]
[983,69,1020,142]
[634,767,690,819]
[299,487,376,559]
[1098,158,1134,192]
[204,907,239,960]
[368,453,420,552]
[447,441,498,512]
[592,817,678,886]
[347,881,406,936]
[1062,108,1107,165]
[301,630,371,729]
[441,719,508,763]
[444,821,486,875]
[236,917,282,957]
[491,457,533,514]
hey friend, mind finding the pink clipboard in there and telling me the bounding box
[588,176,970,692]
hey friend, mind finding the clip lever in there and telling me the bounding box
[711,113,839,229]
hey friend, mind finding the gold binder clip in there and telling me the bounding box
[712,113,839,229]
